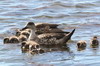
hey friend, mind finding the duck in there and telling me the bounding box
[4,35,27,44]
[77,40,86,51]
[21,22,70,35]
[22,22,75,47]
[90,36,99,48]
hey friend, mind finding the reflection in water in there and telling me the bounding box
[91,48,98,55]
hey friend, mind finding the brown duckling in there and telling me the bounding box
[4,35,27,44]
[77,40,86,51]
[4,37,10,44]
[10,36,20,43]
[21,41,41,53]
[90,36,99,48]
[18,35,27,42]
[16,29,31,38]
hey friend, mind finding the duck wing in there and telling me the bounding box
[37,33,66,39]
[35,23,59,28]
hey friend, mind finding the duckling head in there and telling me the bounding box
[4,37,10,44]
[21,41,26,49]
[92,36,98,40]
[21,31,30,38]
[77,40,86,51]
[21,44,30,53]
[19,35,27,42]
[9,36,20,43]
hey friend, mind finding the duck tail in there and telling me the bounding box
[61,29,75,43]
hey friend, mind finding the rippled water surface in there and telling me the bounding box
[1,0,100,66]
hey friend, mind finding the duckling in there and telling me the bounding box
[4,36,19,43]
[22,22,75,47]
[90,36,99,48]
[77,40,86,51]
[16,29,31,38]
[4,37,10,43]
[4,35,27,44]
[18,35,27,42]
[21,41,40,53]
[9,36,20,43]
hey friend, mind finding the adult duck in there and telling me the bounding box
[22,22,75,47]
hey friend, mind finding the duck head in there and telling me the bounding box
[22,22,36,31]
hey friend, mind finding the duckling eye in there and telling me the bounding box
[21,42,26,46]
[35,45,40,48]
[16,32,21,36]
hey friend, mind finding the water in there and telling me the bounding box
[0,0,100,66]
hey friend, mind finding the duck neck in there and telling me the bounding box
[28,30,37,41]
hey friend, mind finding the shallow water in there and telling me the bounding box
[0,0,100,66]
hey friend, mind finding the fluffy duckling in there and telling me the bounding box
[4,35,27,44]
[21,41,41,53]
[22,22,75,47]
[4,37,10,43]
[7,36,19,43]
[18,35,27,42]
[16,29,31,38]
[77,40,86,51]
[90,36,99,48]
[21,41,45,54]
